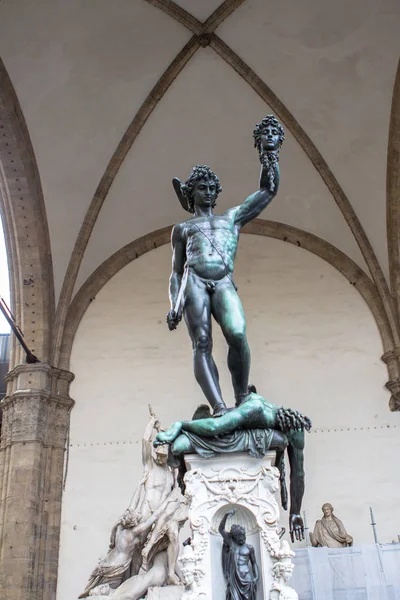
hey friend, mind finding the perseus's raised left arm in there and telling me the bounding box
[226,161,280,229]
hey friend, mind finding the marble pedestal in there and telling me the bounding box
[183,452,296,600]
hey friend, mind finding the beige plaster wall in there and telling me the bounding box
[57,235,400,600]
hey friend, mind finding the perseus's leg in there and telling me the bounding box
[184,275,226,416]
[212,282,250,405]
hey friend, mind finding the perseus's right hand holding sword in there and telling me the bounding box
[166,263,189,331]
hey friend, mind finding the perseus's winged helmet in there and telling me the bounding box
[172,177,190,212]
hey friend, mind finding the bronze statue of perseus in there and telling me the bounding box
[167,115,285,417]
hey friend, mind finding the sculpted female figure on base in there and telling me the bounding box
[310,503,353,548]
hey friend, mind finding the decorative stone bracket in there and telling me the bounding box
[382,348,400,411]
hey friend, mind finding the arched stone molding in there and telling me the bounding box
[387,58,400,321]
[0,58,54,367]
[244,221,394,353]
[59,221,396,407]
[58,225,172,370]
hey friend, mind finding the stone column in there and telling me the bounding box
[0,363,74,600]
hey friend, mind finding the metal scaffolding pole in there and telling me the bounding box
[0,297,39,363]
[370,506,379,544]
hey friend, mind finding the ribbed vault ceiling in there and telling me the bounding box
[0,0,400,361]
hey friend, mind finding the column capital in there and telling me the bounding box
[381,346,400,364]
[1,362,75,448]
[385,377,400,412]
[4,362,74,396]
[381,349,400,410]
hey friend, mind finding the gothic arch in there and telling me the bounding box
[0,58,54,367]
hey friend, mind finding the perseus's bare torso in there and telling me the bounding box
[182,214,239,280]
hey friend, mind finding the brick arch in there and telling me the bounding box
[0,59,54,367]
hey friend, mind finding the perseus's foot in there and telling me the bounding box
[212,403,228,418]
[235,392,252,407]
[153,422,183,446]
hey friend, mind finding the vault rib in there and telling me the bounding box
[52,36,200,366]
[387,59,400,323]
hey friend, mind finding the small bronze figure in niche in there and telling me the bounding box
[219,508,259,600]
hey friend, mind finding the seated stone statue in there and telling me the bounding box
[309,503,353,548]
[154,391,311,542]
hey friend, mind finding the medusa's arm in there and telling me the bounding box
[287,430,305,542]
